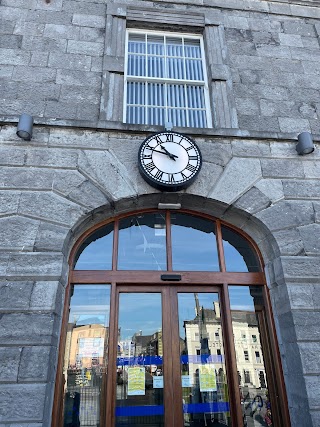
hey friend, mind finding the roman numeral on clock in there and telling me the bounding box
[154,136,163,144]
[145,161,156,172]
[186,164,197,173]
[154,170,163,180]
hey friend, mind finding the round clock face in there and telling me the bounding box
[138,131,202,192]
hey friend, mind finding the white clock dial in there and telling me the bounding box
[138,132,202,192]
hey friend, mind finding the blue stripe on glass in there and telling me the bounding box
[116,355,224,365]
[116,405,164,417]
[183,402,230,413]
[117,356,163,365]
[115,402,229,417]
[180,355,224,364]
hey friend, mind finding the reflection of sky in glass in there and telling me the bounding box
[119,293,162,340]
[223,242,247,272]
[73,214,261,273]
[171,214,219,271]
[118,214,166,271]
[69,284,111,326]
[228,286,255,311]
[222,226,260,272]
[74,225,113,270]
[178,293,219,338]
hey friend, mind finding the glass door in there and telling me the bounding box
[115,287,172,427]
[171,287,231,427]
[113,286,231,427]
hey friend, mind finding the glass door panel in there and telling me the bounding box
[177,292,231,427]
[116,293,164,426]
[229,286,274,427]
[63,284,111,427]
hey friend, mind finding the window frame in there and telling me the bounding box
[123,29,213,129]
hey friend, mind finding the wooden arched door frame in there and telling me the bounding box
[52,208,290,427]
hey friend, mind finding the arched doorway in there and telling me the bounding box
[53,209,290,427]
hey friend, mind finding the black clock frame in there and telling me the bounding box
[138,131,202,192]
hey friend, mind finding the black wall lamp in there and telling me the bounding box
[296,132,315,155]
[16,113,33,141]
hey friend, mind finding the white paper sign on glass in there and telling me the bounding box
[181,375,192,388]
[153,376,164,389]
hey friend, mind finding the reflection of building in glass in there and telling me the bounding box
[181,300,229,426]
[183,302,265,390]
[183,301,223,375]
[63,323,108,427]
[231,311,266,390]
[65,323,108,370]
[118,330,163,358]
[150,331,163,356]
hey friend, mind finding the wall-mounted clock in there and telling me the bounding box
[138,131,202,192]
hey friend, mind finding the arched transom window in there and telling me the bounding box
[73,211,261,273]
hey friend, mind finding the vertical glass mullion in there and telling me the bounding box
[182,38,189,127]
[145,83,148,124]
[191,59,196,81]
[176,85,179,108]
[181,36,185,81]
[195,104,199,128]
[164,84,168,124]
[155,83,158,111]
[133,91,136,124]
[173,58,177,80]
[145,34,148,124]
[164,35,168,123]
[184,84,189,127]
[196,59,201,81]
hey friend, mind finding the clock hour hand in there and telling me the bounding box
[160,144,178,161]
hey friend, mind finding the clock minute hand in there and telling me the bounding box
[148,147,178,161]
[149,148,174,158]
[160,144,178,160]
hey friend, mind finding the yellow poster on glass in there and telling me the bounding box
[128,367,145,396]
[199,364,217,392]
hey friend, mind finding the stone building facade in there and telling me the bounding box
[1,0,320,426]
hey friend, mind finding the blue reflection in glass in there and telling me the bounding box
[228,286,256,311]
[171,214,219,271]
[69,284,111,326]
[74,224,113,270]
[118,213,166,270]
[222,226,260,272]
